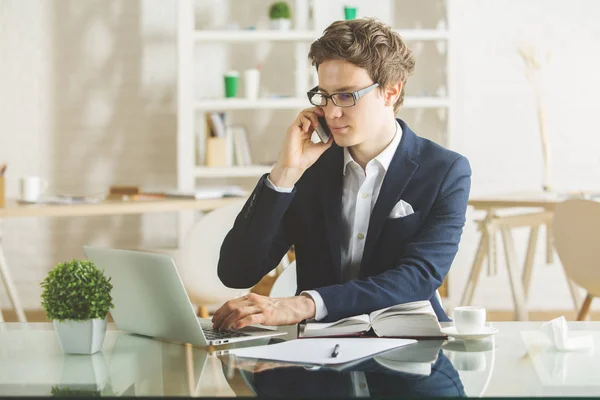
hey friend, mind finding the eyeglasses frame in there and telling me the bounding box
[306,82,380,108]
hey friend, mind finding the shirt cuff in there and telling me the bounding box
[301,290,328,321]
[265,175,295,193]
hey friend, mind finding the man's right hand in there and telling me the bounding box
[269,107,333,188]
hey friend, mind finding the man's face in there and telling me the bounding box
[316,59,388,148]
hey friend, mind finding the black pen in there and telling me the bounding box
[330,344,340,358]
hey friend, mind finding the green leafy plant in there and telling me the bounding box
[50,382,114,397]
[41,260,114,321]
[269,1,291,19]
[50,386,101,397]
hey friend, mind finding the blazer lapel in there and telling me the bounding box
[360,122,420,272]
[319,145,344,281]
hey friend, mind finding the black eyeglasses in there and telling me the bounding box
[307,83,380,108]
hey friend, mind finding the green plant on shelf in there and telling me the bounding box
[40,260,114,322]
[269,1,291,19]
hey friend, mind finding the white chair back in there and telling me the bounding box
[269,261,297,298]
[553,199,600,297]
[179,201,251,307]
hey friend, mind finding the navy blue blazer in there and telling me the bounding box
[242,351,465,397]
[218,119,471,322]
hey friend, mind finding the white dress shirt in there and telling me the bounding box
[266,121,403,321]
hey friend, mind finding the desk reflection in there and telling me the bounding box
[230,350,465,398]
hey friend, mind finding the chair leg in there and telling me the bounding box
[577,293,594,321]
[460,228,489,306]
[197,305,209,319]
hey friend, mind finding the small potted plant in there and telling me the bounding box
[41,260,114,354]
[269,1,292,31]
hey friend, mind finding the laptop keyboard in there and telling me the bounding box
[202,326,251,340]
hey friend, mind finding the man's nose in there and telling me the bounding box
[323,101,343,120]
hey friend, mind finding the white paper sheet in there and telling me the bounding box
[229,338,416,365]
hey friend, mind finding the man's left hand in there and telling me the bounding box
[212,293,316,330]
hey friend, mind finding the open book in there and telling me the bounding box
[299,300,445,339]
[372,339,443,376]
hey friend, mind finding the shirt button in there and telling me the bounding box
[361,192,369,199]
[357,233,365,240]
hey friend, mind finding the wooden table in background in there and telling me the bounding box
[0,197,243,322]
[464,192,593,320]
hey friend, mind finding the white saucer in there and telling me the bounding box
[441,325,499,341]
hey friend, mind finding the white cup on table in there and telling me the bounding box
[453,306,486,334]
[20,176,48,202]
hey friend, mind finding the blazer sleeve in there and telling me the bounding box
[217,174,294,288]
[314,156,472,322]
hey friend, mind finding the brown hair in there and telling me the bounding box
[308,18,415,114]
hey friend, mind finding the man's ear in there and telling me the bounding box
[384,82,402,107]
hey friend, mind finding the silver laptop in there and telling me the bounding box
[83,246,286,347]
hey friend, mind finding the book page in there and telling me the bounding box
[230,338,416,366]
[303,314,370,331]
[369,300,433,322]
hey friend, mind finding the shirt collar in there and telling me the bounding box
[343,120,403,176]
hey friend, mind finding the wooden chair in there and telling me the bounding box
[553,199,600,320]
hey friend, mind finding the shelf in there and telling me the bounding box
[195,97,449,110]
[194,165,273,178]
[194,30,318,42]
[194,29,448,42]
[196,98,306,110]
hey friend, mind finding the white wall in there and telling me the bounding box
[1,0,599,313]
[0,0,179,309]
[448,0,600,311]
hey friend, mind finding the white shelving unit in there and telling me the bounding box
[177,0,451,238]
[193,29,448,42]
[194,165,273,178]
[194,30,318,42]
[194,96,449,111]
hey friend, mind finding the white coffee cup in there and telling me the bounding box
[20,176,48,202]
[244,68,260,100]
[447,350,486,371]
[453,306,486,334]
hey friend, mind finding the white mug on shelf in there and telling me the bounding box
[20,176,48,203]
[244,68,261,100]
[453,306,486,334]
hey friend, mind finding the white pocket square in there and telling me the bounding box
[388,199,414,219]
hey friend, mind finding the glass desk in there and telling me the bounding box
[1,321,599,397]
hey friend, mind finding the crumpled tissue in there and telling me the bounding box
[540,316,594,351]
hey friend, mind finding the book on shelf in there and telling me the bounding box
[203,112,253,168]
[299,300,445,339]
[207,112,227,138]
[231,125,252,166]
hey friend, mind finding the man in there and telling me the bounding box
[231,350,465,397]
[212,18,471,330]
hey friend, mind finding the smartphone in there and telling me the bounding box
[314,116,332,143]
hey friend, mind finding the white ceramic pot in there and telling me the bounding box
[53,318,107,354]
[58,352,108,392]
[269,18,292,31]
